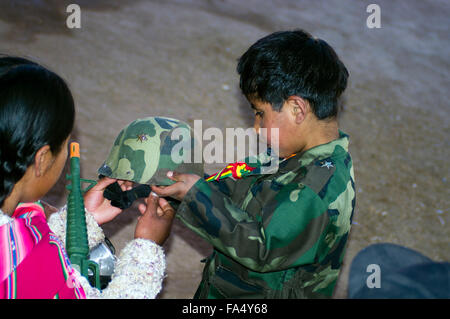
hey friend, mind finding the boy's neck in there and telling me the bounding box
[295,118,339,156]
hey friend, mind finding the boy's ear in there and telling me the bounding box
[33,145,51,177]
[287,96,309,124]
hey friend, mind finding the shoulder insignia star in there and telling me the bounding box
[320,160,334,169]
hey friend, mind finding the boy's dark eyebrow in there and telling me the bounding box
[250,103,258,110]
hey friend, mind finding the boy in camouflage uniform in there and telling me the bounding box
[153,30,355,298]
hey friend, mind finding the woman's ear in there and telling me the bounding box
[287,96,310,124]
[33,145,52,177]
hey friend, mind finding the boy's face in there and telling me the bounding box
[249,97,305,158]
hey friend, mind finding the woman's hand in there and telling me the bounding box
[135,192,176,246]
[151,171,201,201]
[83,177,131,225]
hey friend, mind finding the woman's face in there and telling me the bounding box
[24,137,70,203]
[43,137,70,194]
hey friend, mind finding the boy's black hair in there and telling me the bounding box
[237,30,349,119]
[0,56,75,207]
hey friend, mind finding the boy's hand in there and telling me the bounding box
[135,192,176,245]
[84,177,131,225]
[151,171,201,201]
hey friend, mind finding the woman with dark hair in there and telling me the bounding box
[0,56,173,298]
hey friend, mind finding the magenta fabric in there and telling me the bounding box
[0,202,86,299]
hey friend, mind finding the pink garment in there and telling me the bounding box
[0,202,86,299]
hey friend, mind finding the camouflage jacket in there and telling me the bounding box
[177,131,356,298]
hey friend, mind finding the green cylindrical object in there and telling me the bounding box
[66,142,100,289]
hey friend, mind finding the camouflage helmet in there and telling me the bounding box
[98,116,203,186]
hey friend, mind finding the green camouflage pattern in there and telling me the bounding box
[98,116,203,186]
[177,131,355,298]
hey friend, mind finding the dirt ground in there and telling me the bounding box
[1,0,448,298]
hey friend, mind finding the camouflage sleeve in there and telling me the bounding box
[177,178,331,273]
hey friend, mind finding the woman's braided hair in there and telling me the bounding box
[0,56,75,208]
